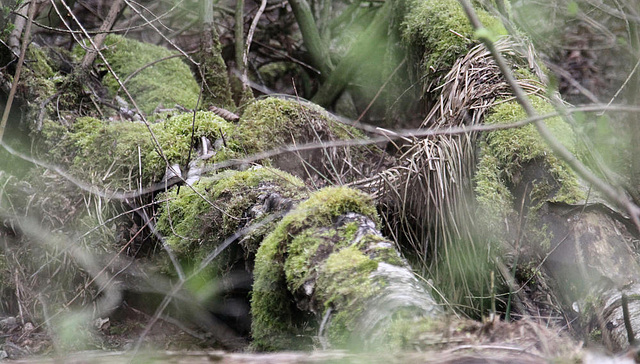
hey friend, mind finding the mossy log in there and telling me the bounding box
[250,186,440,350]
[354,0,640,352]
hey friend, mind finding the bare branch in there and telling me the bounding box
[80,0,125,69]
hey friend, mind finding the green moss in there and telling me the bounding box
[75,35,200,115]
[475,96,585,227]
[320,245,379,303]
[359,234,405,267]
[318,246,379,346]
[26,46,55,78]
[251,186,379,350]
[235,97,364,154]
[386,317,436,349]
[20,45,58,119]
[402,0,506,74]
[192,26,235,111]
[41,111,235,189]
[251,232,303,350]
[284,229,325,291]
[156,166,304,258]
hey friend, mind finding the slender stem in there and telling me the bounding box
[243,0,266,89]
[80,0,124,69]
[289,0,332,78]
[234,0,245,83]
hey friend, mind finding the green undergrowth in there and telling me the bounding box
[74,35,200,115]
[40,111,235,189]
[432,234,508,320]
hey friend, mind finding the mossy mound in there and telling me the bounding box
[474,96,585,231]
[237,97,360,153]
[40,111,235,190]
[235,97,377,182]
[251,186,382,350]
[76,35,200,115]
[401,0,506,77]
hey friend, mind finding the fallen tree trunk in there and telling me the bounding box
[250,186,440,350]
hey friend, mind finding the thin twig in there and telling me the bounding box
[242,0,267,89]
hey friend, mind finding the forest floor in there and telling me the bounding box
[0,6,635,363]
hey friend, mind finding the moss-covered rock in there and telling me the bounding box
[40,111,235,189]
[156,166,305,261]
[76,35,200,115]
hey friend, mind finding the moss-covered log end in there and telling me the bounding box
[251,187,379,350]
[252,186,439,350]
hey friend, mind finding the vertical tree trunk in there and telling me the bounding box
[194,0,235,110]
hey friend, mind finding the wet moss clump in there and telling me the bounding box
[40,111,235,189]
[75,35,200,115]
